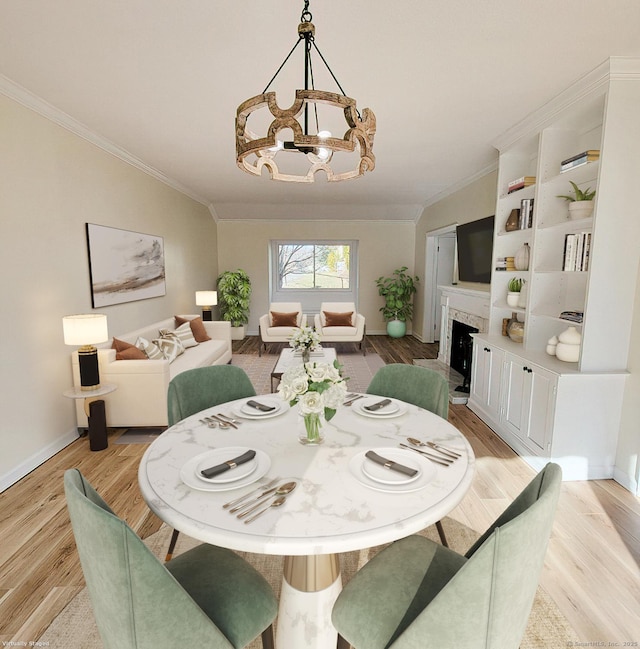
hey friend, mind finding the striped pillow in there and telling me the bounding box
[136,336,165,360]
[160,322,198,349]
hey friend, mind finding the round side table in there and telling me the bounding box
[63,383,117,451]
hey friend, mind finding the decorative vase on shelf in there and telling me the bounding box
[299,411,325,445]
[568,201,594,221]
[555,326,581,362]
[546,335,558,356]
[506,292,520,307]
[514,242,530,271]
[517,281,528,308]
[506,314,524,343]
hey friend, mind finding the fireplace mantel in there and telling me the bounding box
[438,285,490,365]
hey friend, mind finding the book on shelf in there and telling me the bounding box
[520,198,534,228]
[560,150,600,166]
[507,176,536,194]
[562,232,591,271]
[559,311,584,323]
[560,150,600,173]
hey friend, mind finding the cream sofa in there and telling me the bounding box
[70,316,232,428]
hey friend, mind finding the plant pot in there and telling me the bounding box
[386,320,406,338]
[230,325,245,340]
[506,292,520,307]
[568,201,594,220]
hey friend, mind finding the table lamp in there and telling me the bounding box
[63,314,109,390]
[195,291,217,321]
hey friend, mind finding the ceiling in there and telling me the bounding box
[2,1,640,221]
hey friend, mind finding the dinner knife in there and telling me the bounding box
[364,398,392,412]
[365,450,418,477]
[246,400,276,412]
[200,450,256,479]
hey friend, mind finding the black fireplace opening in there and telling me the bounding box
[450,320,479,393]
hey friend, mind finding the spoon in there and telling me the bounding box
[206,416,230,429]
[232,481,297,516]
[199,418,217,429]
[243,496,287,524]
[407,437,461,458]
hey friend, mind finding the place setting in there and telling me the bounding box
[398,436,464,467]
[348,446,436,493]
[231,396,290,420]
[349,396,409,419]
[179,446,271,492]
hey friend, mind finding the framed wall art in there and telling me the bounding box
[86,223,166,307]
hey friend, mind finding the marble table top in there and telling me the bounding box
[138,394,475,556]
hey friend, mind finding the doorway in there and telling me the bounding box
[422,225,456,343]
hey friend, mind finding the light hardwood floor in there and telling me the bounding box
[1,337,639,645]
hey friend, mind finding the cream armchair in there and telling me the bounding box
[258,302,307,356]
[314,302,366,355]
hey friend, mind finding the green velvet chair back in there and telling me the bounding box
[393,463,562,648]
[64,469,235,649]
[366,364,449,419]
[167,365,256,426]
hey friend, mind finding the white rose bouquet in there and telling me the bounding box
[289,326,321,357]
[278,360,347,444]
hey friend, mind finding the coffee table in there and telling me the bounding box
[270,347,338,392]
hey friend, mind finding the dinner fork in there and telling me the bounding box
[343,395,365,406]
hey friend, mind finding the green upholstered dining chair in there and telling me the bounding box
[165,364,257,559]
[366,363,450,544]
[332,462,562,649]
[64,469,277,649]
[167,365,256,427]
[366,363,449,420]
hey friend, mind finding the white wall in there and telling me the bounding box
[0,95,218,490]
[216,220,417,335]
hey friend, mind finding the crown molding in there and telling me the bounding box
[0,74,209,206]
[493,57,640,152]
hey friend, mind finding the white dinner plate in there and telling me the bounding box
[361,448,421,485]
[352,397,408,419]
[180,447,271,492]
[348,447,436,493]
[235,397,288,419]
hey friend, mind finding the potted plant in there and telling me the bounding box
[507,277,525,307]
[557,181,596,220]
[217,269,251,340]
[375,267,419,338]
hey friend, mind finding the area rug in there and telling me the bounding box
[40,518,574,648]
[232,351,386,395]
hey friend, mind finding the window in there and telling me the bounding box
[270,240,359,311]
[277,243,351,289]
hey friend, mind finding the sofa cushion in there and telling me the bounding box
[169,339,229,378]
[154,333,185,363]
[175,315,211,343]
[112,338,148,361]
[322,326,358,336]
[136,336,166,360]
[324,311,354,327]
[271,311,299,327]
[161,322,198,349]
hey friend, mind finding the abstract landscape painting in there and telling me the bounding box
[86,223,166,307]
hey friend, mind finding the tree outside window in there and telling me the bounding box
[278,244,350,289]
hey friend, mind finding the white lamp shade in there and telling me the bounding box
[63,314,109,346]
[195,291,218,307]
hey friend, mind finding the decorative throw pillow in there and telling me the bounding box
[324,311,354,327]
[155,332,185,363]
[160,323,198,349]
[112,337,147,360]
[270,311,299,327]
[136,336,166,361]
[175,316,211,343]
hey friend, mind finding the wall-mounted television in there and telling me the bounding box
[455,215,495,284]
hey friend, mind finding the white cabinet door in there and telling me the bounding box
[503,353,556,455]
[470,338,504,423]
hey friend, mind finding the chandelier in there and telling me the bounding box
[235,0,376,183]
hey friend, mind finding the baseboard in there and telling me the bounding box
[612,466,639,495]
[0,428,79,492]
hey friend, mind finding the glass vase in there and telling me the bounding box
[299,412,325,445]
[301,348,311,364]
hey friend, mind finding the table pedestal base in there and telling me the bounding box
[276,554,342,649]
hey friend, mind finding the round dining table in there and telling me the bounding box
[138,393,475,649]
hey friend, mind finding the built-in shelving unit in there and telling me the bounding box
[468,58,640,480]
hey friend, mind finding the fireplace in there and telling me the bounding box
[450,320,479,392]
